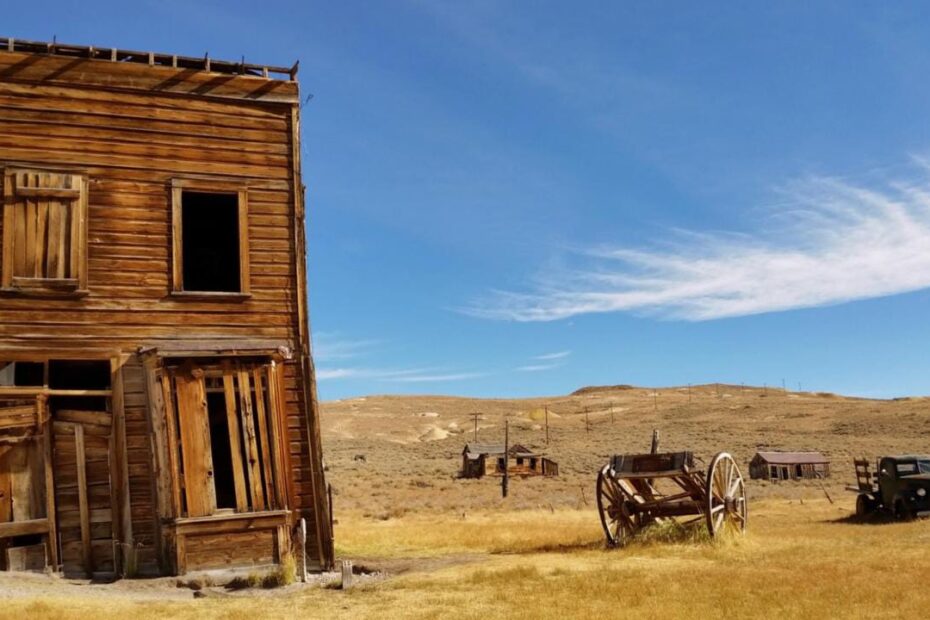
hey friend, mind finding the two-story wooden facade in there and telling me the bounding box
[0,38,333,577]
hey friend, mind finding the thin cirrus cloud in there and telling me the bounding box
[515,363,560,372]
[467,165,930,322]
[316,366,485,383]
[534,350,571,360]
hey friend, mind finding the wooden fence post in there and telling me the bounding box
[341,560,354,589]
[299,518,308,583]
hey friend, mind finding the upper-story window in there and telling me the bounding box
[1,168,88,295]
[170,179,250,298]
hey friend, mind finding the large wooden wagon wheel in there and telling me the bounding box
[705,452,748,537]
[597,465,639,547]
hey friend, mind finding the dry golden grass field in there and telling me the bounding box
[3,384,930,619]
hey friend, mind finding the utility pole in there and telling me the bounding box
[650,429,660,454]
[782,378,786,392]
[470,412,482,442]
[584,407,590,433]
[610,405,615,425]
[544,405,550,445]
[653,390,658,412]
[688,383,692,403]
[502,419,509,498]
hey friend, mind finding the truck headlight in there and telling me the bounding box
[917,488,927,497]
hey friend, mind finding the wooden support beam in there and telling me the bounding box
[0,518,49,538]
[38,395,58,571]
[74,425,93,576]
[110,355,133,572]
[161,373,182,518]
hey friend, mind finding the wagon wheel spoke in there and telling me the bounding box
[705,452,748,538]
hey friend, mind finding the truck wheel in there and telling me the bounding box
[894,499,914,521]
[855,494,875,517]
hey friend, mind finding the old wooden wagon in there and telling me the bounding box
[0,37,333,577]
[596,450,747,547]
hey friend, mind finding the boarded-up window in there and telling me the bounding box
[162,361,286,517]
[1,169,88,293]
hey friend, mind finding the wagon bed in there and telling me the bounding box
[596,449,748,547]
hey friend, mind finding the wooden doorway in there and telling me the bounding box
[52,410,115,576]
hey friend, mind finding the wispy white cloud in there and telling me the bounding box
[316,364,485,384]
[515,363,559,372]
[388,372,486,383]
[467,163,930,322]
[316,368,359,380]
[533,350,571,361]
[312,332,381,362]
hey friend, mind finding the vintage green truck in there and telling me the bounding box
[851,456,930,519]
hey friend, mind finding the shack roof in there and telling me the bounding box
[463,443,538,458]
[754,451,829,465]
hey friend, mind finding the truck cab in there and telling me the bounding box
[875,456,930,519]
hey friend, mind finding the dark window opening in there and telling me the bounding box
[0,362,44,387]
[795,464,804,478]
[50,396,108,414]
[181,191,241,293]
[206,391,237,510]
[48,360,110,390]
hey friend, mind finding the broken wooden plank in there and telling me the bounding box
[236,369,264,511]
[222,368,248,512]
[74,425,93,575]
[173,371,216,517]
[252,368,275,508]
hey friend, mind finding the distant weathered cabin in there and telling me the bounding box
[750,451,830,481]
[461,443,558,479]
[0,37,333,577]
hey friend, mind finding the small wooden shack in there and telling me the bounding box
[750,451,830,481]
[0,37,333,577]
[461,443,558,479]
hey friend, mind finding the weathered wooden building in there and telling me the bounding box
[0,37,333,577]
[749,451,830,481]
[461,443,558,479]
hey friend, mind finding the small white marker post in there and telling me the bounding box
[299,518,308,583]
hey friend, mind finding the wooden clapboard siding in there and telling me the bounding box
[0,50,331,572]
[184,530,276,571]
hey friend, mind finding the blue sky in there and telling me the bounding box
[8,2,930,400]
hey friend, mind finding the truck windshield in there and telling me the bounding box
[897,460,930,475]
